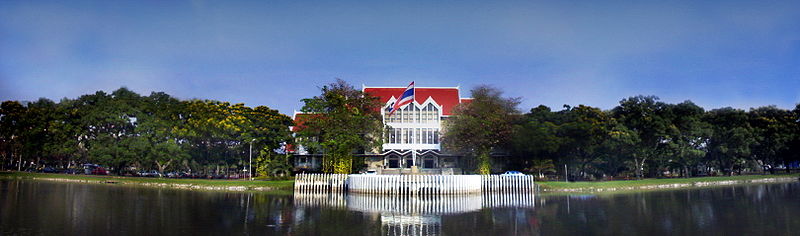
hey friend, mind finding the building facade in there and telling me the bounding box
[292,85,472,174]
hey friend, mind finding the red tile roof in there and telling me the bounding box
[288,113,320,152]
[290,113,318,132]
[363,87,468,116]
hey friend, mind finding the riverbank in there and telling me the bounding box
[537,174,800,193]
[0,171,294,192]
[4,171,799,194]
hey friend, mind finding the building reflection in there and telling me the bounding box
[294,192,536,236]
[381,214,441,236]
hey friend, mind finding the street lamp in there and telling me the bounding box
[249,139,255,181]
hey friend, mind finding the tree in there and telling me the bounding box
[662,101,710,177]
[527,159,556,179]
[600,121,640,178]
[443,85,520,174]
[510,105,562,171]
[0,101,26,170]
[556,105,613,180]
[255,147,292,179]
[748,106,795,173]
[705,108,757,176]
[612,95,671,178]
[298,79,383,174]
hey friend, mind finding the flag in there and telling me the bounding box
[388,81,414,116]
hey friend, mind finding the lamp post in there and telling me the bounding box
[249,139,255,181]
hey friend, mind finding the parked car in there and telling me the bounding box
[138,170,161,177]
[40,167,58,173]
[501,171,524,176]
[82,164,108,175]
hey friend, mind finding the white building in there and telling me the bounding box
[292,85,473,174]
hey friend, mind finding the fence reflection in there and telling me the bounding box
[293,192,535,215]
[294,192,536,236]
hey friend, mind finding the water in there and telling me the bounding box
[1,179,799,235]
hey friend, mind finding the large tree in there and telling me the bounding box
[612,95,671,178]
[704,107,757,176]
[443,85,520,175]
[298,79,383,174]
[748,106,795,173]
[510,105,562,172]
[556,105,613,180]
[0,101,26,170]
[661,101,710,177]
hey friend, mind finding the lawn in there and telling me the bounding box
[537,173,800,191]
[0,171,295,190]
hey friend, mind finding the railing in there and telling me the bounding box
[294,173,536,195]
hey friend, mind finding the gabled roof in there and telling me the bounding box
[363,86,469,116]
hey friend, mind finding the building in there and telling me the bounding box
[291,85,473,174]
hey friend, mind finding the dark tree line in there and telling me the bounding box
[507,95,800,179]
[0,88,293,176]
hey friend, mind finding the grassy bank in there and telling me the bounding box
[0,171,295,192]
[537,174,800,193]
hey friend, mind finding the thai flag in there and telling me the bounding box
[388,81,414,115]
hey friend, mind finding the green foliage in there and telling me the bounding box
[443,85,520,174]
[297,79,383,174]
[705,107,757,176]
[527,159,556,179]
[0,87,292,176]
[511,95,799,180]
[255,148,292,179]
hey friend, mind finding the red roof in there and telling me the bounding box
[288,113,320,152]
[291,113,318,132]
[363,87,468,116]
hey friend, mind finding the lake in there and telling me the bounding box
[1,179,799,235]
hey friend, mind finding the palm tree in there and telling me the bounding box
[528,159,556,180]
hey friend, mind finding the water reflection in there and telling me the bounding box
[293,192,536,235]
[294,192,536,215]
[1,180,799,236]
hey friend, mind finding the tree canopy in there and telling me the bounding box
[0,87,292,177]
[297,79,384,174]
[443,85,520,174]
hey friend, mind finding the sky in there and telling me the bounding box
[1,0,798,115]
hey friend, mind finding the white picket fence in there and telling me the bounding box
[348,175,483,195]
[293,173,536,195]
[293,192,536,215]
[294,173,348,194]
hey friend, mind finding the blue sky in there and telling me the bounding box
[1,0,798,115]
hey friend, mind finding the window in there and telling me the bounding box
[423,156,436,168]
[386,127,397,144]
[426,128,433,144]
[421,105,427,122]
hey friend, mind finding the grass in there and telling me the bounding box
[4,171,798,194]
[0,171,295,190]
[537,173,800,192]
